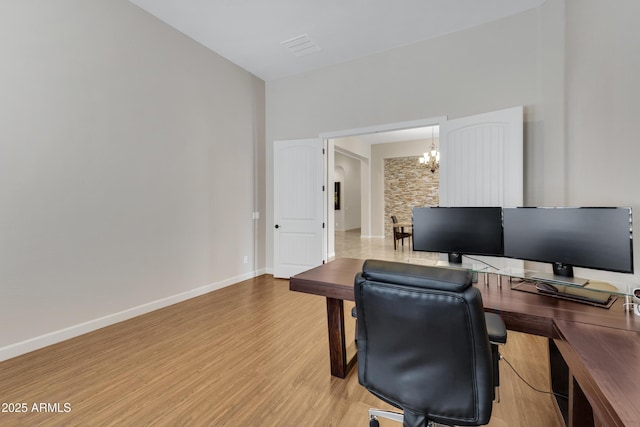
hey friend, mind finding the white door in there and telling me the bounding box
[273,139,325,278]
[439,106,523,207]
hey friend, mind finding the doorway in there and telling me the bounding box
[326,119,443,259]
[322,106,523,261]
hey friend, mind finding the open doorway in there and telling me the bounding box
[319,106,523,267]
[328,123,442,260]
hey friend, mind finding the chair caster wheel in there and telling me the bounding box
[369,416,380,427]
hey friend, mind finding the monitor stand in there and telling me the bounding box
[446,253,478,283]
[528,272,589,287]
[448,253,462,264]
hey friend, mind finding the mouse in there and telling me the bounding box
[536,282,559,293]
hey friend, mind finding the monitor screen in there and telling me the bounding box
[503,207,633,274]
[412,207,503,256]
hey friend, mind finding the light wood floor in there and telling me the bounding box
[0,232,563,426]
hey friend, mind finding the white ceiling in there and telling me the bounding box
[128,0,546,82]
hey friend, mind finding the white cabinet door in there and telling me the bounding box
[273,139,325,278]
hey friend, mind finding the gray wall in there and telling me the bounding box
[0,0,265,358]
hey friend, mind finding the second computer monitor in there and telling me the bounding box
[502,207,633,276]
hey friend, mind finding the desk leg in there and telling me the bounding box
[326,297,357,378]
[569,376,594,427]
[550,339,570,425]
[550,339,596,427]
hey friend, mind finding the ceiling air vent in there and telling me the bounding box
[280,34,321,57]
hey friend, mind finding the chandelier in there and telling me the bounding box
[419,127,439,173]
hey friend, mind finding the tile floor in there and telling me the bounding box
[333,228,438,264]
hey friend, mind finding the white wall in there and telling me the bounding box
[334,153,361,231]
[561,0,640,287]
[565,0,640,205]
[334,137,371,237]
[0,0,266,359]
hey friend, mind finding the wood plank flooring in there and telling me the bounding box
[0,231,564,426]
[0,274,562,426]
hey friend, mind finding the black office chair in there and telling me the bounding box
[354,260,507,427]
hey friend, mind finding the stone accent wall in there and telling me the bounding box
[384,156,439,237]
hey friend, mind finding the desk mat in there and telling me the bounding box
[511,280,617,309]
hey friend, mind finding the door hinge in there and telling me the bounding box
[322,148,325,154]
[322,185,325,191]
[322,223,325,229]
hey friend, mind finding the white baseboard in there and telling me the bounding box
[0,269,267,362]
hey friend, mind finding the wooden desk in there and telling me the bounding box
[289,258,640,427]
[553,320,640,427]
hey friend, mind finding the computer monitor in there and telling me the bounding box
[503,207,633,284]
[412,207,503,263]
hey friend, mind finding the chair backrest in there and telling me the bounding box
[390,216,403,237]
[355,259,494,427]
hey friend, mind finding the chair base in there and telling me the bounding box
[368,409,450,427]
[369,408,403,424]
